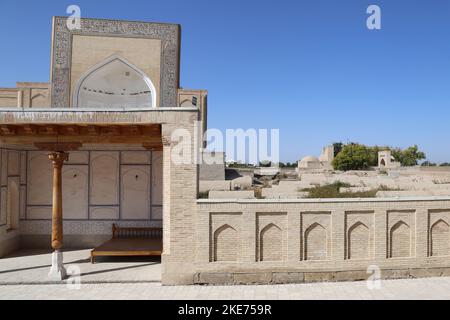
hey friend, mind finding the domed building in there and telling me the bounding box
[298,155,321,169]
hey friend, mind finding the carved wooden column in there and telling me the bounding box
[35,142,81,281]
[49,152,68,250]
[48,151,68,280]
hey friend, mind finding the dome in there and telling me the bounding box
[300,156,320,163]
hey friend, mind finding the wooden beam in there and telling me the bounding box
[0,125,16,135]
[2,135,161,145]
[101,126,121,136]
[34,142,82,152]
[143,142,163,151]
[38,125,58,135]
[0,124,162,145]
[22,125,37,135]
[86,126,100,136]
[62,125,80,135]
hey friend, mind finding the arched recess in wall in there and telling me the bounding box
[259,223,283,262]
[389,221,411,258]
[213,224,238,262]
[304,222,327,261]
[347,222,370,260]
[6,179,19,230]
[430,219,450,257]
[380,159,386,167]
[73,55,157,108]
[31,93,47,107]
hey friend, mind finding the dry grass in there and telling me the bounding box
[301,182,400,199]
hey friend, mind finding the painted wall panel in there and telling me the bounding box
[90,152,119,205]
[151,206,162,220]
[89,206,120,220]
[7,151,20,176]
[63,165,88,219]
[152,151,162,206]
[121,165,150,220]
[1,150,7,186]
[121,151,151,164]
[27,152,52,205]
[67,151,89,164]
[0,187,6,225]
[27,206,52,220]
[20,186,26,220]
[20,152,27,184]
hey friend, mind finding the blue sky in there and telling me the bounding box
[0,0,449,163]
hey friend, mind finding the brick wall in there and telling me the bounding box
[190,198,450,285]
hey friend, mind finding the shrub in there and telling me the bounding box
[332,144,373,171]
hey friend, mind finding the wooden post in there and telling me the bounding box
[34,143,81,281]
[48,152,68,251]
[47,151,69,280]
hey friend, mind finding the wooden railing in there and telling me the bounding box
[112,224,162,239]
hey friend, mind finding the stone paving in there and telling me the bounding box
[1,276,450,300]
[0,249,161,284]
[1,249,450,299]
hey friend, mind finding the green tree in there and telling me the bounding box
[332,143,373,171]
[391,145,426,166]
[333,142,344,157]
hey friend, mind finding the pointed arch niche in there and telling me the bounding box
[73,55,157,108]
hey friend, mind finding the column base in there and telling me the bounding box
[48,250,67,281]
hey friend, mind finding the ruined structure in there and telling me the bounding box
[378,150,401,169]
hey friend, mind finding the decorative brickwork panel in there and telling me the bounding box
[213,224,237,262]
[431,220,450,257]
[257,213,287,262]
[260,224,282,261]
[387,210,415,259]
[305,223,327,261]
[428,210,450,257]
[390,221,411,258]
[348,222,369,259]
[301,212,331,261]
[345,211,374,260]
[209,213,242,262]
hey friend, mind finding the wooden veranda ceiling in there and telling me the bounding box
[0,124,162,148]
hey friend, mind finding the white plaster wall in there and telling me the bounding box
[27,152,52,206]
[152,151,162,206]
[0,149,23,256]
[90,152,120,206]
[21,150,161,234]
[121,165,150,220]
[62,165,88,219]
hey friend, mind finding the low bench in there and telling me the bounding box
[90,224,163,263]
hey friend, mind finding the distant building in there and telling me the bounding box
[378,150,401,169]
[298,145,334,171]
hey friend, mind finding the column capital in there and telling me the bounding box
[48,152,69,168]
[161,136,171,147]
